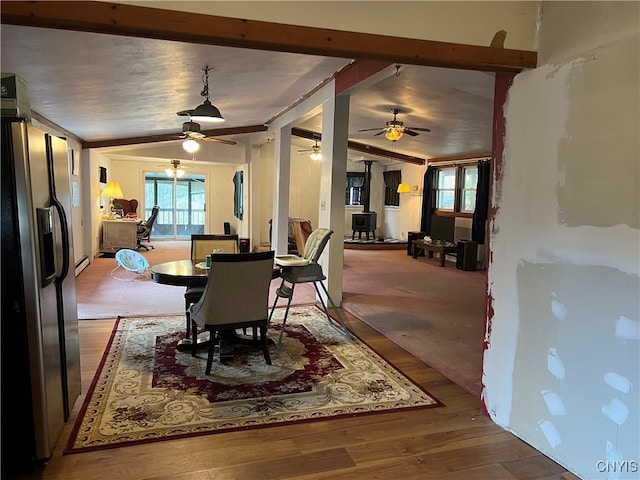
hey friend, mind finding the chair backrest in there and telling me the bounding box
[145,205,160,229]
[195,251,275,325]
[114,198,138,216]
[292,219,313,254]
[190,234,239,263]
[302,228,333,262]
[138,205,160,239]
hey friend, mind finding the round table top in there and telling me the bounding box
[151,259,282,287]
[150,260,208,287]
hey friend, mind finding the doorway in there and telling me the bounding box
[143,173,206,239]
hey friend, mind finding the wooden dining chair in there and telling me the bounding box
[189,251,275,373]
[184,234,239,337]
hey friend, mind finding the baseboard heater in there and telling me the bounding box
[75,256,90,277]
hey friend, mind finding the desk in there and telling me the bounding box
[412,240,458,267]
[150,260,280,355]
[102,219,138,250]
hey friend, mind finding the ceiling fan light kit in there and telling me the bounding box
[359,108,430,143]
[309,141,322,160]
[385,127,403,142]
[182,138,200,153]
[166,159,186,178]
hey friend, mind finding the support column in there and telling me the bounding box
[272,127,292,255]
[318,93,349,304]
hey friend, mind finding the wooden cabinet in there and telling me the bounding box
[102,220,138,251]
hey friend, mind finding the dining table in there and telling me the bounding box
[150,259,281,356]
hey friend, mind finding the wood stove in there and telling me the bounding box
[351,212,377,240]
[351,160,377,240]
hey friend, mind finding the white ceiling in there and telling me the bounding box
[1,24,495,165]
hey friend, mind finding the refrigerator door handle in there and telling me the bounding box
[45,135,70,283]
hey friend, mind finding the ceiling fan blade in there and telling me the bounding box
[404,130,420,137]
[358,128,385,132]
[176,109,193,117]
[374,131,386,136]
[201,137,237,145]
[406,127,431,132]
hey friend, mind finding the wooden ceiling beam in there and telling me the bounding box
[1,1,536,73]
[292,128,426,166]
[84,125,267,149]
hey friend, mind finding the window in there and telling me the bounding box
[435,168,456,211]
[144,173,206,238]
[460,166,478,213]
[345,172,365,206]
[434,164,479,214]
[383,170,401,206]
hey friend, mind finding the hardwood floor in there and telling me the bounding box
[23,310,580,480]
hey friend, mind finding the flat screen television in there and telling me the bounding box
[429,215,455,244]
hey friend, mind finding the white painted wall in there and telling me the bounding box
[484,3,639,479]
[86,153,239,255]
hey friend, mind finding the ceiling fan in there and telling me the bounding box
[173,121,237,146]
[297,140,322,160]
[161,159,189,178]
[359,108,431,142]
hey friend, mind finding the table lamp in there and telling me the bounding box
[102,181,123,216]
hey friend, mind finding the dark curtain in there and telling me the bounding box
[233,171,243,220]
[383,170,401,206]
[472,159,490,244]
[419,166,436,234]
[346,172,365,188]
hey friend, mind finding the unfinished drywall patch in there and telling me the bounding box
[557,38,639,229]
[511,262,638,479]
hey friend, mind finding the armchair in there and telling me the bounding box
[136,205,159,251]
[189,251,275,373]
[113,198,138,218]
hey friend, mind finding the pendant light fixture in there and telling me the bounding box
[178,66,224,123]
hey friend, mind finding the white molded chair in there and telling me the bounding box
[269,228,352,349]
[189,251,275,374]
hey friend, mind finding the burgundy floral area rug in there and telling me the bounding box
[65,306,442,453]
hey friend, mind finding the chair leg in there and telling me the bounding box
[205,328,216,374]
[191,319,198,357]
[313,281,353,340]
[268,278,285,323]
[260,324,272,365]
[276,283,295,350]
[185,297,191,337]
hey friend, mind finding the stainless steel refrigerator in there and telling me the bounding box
[1,118,81,476]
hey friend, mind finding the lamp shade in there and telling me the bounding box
[397,183,411,194]
[102,181,123,199]
[190,100,224,123]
